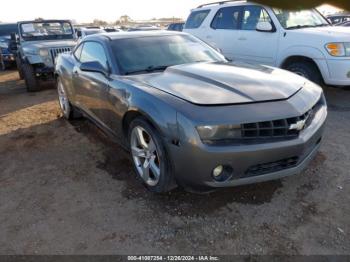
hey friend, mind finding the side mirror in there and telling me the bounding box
[256,21,274,32]
[80,61,109,76]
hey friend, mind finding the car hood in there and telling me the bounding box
[289,26,350,39]
[126,62,306,105]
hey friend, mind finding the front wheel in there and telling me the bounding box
[22,63,40,92]
[16,56,24,79]
[128,118,176,193]
[285,61,323,86]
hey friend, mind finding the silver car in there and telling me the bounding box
[55,31,327,193]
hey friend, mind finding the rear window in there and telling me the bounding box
[185,10,210,29]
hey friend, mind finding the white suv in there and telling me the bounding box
[184,0,350,86]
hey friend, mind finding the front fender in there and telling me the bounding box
[127,84,179,142]
[277,45,329,79]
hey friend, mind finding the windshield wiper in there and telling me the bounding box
[124,65,171,75]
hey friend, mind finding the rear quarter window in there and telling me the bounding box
[185,10,210,29]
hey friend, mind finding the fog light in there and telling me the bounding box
[212,165,234,182]
[213,165,224,177]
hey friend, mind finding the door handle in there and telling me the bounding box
[206,35,212,39]
[238,37,247,41]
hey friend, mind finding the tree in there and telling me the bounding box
[92,19,108,26]
[120,15,132,25]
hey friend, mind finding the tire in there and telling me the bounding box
[285,61,323,86]
[0,57,6,71]
[128,117,176,193]
[57,77,82,120]
[16,56,24,79]
[22,63,40,92]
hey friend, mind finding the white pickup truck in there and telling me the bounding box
[184,0,350,86]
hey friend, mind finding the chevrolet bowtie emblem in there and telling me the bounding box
[289,119,307,131]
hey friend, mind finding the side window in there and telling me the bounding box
[80,42,108,69]
[73,43,83,61]
[242,6,272,30]
[211,6,242,30]
[185,10,210,29]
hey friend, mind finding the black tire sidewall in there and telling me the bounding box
[286,62,322,85]
[22,63,40,92]
[0,57,6,71]
[16,56,24,79]
[128,117,176,193]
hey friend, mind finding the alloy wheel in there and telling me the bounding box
[130,126,161,186]
[57,79,70,117]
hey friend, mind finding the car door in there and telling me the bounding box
[235,5,279,65]
[72,41,110,124]
[209,6,244,61]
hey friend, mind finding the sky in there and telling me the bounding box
[0,0,343,23]
[1,0,205,23]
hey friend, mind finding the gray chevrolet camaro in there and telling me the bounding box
[55,31,327,193]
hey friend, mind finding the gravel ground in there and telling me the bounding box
[0,70,349,255]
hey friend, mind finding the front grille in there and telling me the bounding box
[241,103,319,140]
[50,47,72,63]
[245,156,299,177]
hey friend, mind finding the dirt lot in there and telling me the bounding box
[0,70,349,255]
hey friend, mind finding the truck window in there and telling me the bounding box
[242,6,272,30]
[211,6,242,30]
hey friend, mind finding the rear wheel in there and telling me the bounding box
[128,117,176,193]
[285,61,323,86]
[22,63,40,92]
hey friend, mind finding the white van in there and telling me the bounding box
[184,0,350,86]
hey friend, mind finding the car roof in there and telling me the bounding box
[84,30,187,41]
[194,0,248,10]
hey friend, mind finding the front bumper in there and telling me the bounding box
[1,53,15,62]
[323,58,350,86]
[169,104,327,189]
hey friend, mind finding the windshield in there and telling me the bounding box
[20,21,74,41]
[273,9,329,29]
[112,35,226,75]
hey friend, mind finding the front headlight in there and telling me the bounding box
[0,42,8,49]
[196,124,241,142]
[39,49,49,57]
[325,42,350,57]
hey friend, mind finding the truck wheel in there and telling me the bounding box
[16,56,24,79]
[285,61,323,86]
[22,63,40,92]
